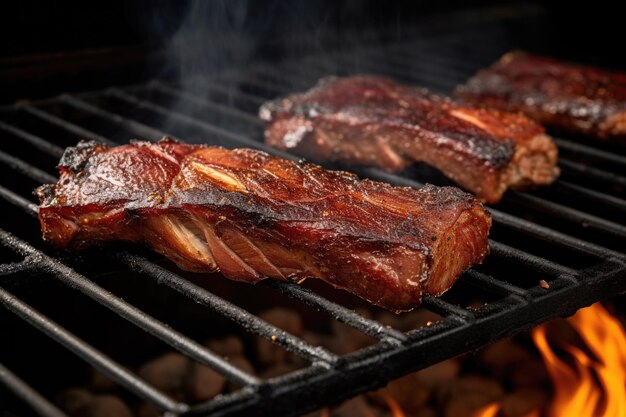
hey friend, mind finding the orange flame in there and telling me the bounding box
[475,303,626,417]
[473,402,540,417]
[472,402,500,417]
[534,303,626,417]
[380,393,406,417]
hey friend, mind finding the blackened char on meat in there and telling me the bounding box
[261,75,559,203]
[36,138,491,312]
[456,51,626,143]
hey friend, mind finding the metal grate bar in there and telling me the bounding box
[0,184,39,215]
[90,84,623,300]
[217,72,288,98]
[59,94,173,140]
[489,240,577,277]
[327,44,477,91]
[0,108,397,360]
[0,152,564,348]
[0,120,64,158]
[50,92,587,281]
[0,223,260,386]
[57,84,621,282]
[517,181,622,228]
[222,74,626,242]
[554,180,626,214]
[0,362,69,417]
[249,65,332,93]
[243,71,608,185]
[0,20,624,417]
[0,151,337,368]
[146,81,263,127]
[59,91,296,162]
[139,79,610,240]
[273,59,626,175]
[2,124,589,286]
[242,62,314,88]
[182,66,626,205]
[332,42,477,76]
[0,118,343,368]
[552,137,626,168]
[507,192,626,240]
[265,281,407,343]
[462,269,530,301]
[18,103,114,145]
[257,54,453,93]
[138,79,625,244]
[0,135,480,367]
[106,88,256,145]
[0,282,188,414]
[487,210,624,261]
[0,148,55,184]
[147,81,261,124]
[0,259,33,277]
[559,158,626,188]
[309,54,455,90]
[249,60,626,193]
[117,252,339,366]
[352,46,625,173]
[219,71,302,96]
[188,78,267,107]
[187,259,626,417]
[421,296,475,321]
[0,159,270,385]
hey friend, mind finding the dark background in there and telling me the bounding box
[1,1,624,57]
[0,1,624,104]
[1,2,625,416]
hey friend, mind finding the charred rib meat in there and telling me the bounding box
[261,75,558,204]
[36,139,491,312]
[456,51,626,142]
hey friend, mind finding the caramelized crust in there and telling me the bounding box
[261,75,559,203]
[36,139,491,312]
[456,51,626,143]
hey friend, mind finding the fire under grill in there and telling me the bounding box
[1,11,626,417]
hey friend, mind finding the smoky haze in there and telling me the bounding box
[156,1,409,79]
[141,1,488,145]
[141,1,416,144]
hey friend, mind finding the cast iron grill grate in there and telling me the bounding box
[1,15,625,417]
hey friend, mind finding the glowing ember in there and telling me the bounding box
[472,402,500,417]
[473,402,541,417]
[380,393,406,417]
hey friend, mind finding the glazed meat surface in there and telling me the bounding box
[36,139,491,312]
[456,51,626,142]
[261,75,559,204]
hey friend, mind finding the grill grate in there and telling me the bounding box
[1,15,625,417]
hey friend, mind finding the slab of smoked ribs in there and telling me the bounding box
[261,75,559,204]
[456,51,626,143]
[36,139,491,312]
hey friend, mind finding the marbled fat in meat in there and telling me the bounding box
[36,138,491,312]
[456,51,626,143]
[261,75,559,203]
